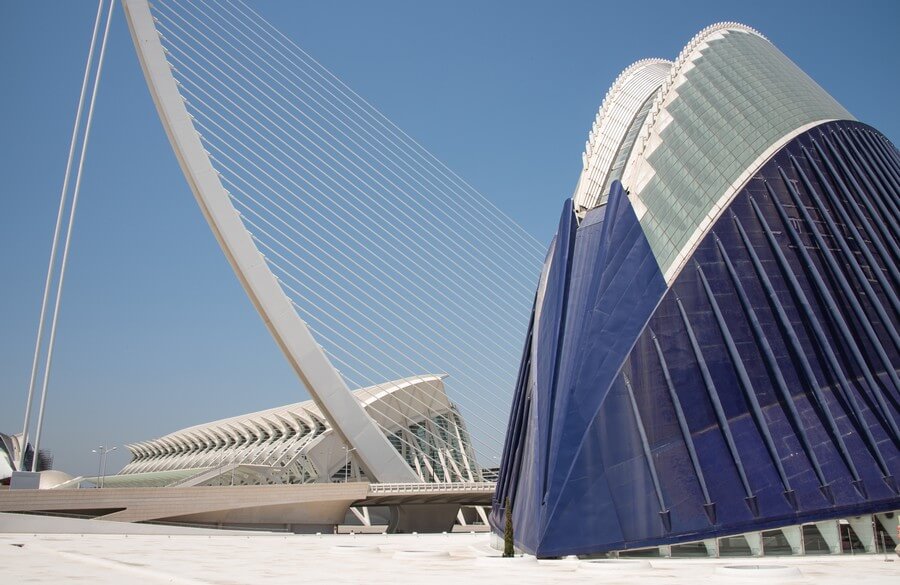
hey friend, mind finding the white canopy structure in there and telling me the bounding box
[107,375,480,488]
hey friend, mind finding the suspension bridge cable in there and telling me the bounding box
[154,15,535,328]
[145,0,544,466]
[251,232,513,439]
[229,188,522,413]
[18,0,106,471]
[31,0,116,470]
[167,0,545,283]
[225,0,547,258]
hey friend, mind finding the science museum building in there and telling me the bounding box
[492,23,900,557]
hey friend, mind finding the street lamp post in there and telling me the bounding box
[92,446,104,488]
[91,445,116,488]
[101,446,116,488]
[342,446,357,483]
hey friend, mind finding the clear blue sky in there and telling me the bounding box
[1,0,898,476]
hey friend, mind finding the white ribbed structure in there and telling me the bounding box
[115,375,479,487]
[572,59,671,213]
[576,22,853,285]
[622,22,767,190]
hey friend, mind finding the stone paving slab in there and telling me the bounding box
[1,532,898,584]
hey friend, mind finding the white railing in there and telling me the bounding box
[368,482,495,494]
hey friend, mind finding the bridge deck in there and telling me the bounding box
[0,482,496,525]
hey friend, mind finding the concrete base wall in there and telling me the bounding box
[0,512,261,535]
[0,483,369,525]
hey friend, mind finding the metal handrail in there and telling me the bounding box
[367,482,495,494]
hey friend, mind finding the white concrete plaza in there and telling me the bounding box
[1,531,898,584]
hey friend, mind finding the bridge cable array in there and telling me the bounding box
[20,0,116,471]
[148,0,545,474]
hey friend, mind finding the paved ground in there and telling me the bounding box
[1,532,898,584]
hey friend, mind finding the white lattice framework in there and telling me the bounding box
[116,376,479,486]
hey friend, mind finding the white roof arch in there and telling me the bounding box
[572,58,672,213]
[567,22,852,285]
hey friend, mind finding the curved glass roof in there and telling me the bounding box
[573,59,671,212]
[619,25,853,282]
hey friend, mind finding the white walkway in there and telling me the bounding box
[1,532,898,584]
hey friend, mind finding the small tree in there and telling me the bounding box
[503,497,514,557]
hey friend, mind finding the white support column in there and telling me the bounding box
[781,525,804,555]
[349,507,371,527]
[815,520,842,554]
[476,505,489,525]
[847,516,876,553]
[875,512,898,546]
[659,544,672,558]
[744,532,763,557]
[703,538,719,558]
[457,510,468,526]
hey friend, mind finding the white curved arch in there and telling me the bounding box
[122,0,416,482]
[625,23,766,174]
[116,374,474,485]
[615,21,852,283]
[573,58,672,213]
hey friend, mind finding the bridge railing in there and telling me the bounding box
[367,482,496,494]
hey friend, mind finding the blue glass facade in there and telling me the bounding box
[491,121,900,557]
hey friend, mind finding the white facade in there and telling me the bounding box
[110,375,480,488]
[574,23,854,285]
[0,434,20,481]
[573,59,672,213]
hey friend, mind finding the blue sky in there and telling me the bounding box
[1,0,898,476]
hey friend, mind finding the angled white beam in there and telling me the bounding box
[782,525,804,555]
[847,516,876,553]
[876,512,898,545]
[122,0,416,482]
[815,520,842,554]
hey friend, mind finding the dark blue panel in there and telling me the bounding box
[491,181,668,555]
[492,121,900,557]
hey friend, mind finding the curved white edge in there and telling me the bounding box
[573,59,672,213]
[656,118,841,284]
[624,24,765,180]
[136,374,449,442]
[117,375,474,479]
[122,0,417,482]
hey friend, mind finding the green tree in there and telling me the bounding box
[503,498,514,557]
